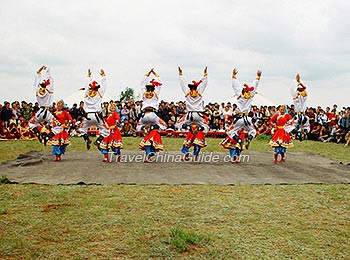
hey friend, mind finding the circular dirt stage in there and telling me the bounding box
[1,150,349,185]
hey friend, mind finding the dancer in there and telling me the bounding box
[78,69,109,150]
[220,118,247,163]
[99,103,123,162]
[268,105,294,164]
[290,73,310,141]
[177,66,209,161]
[47,100,72,161]
[137,68,167,162]
[231,68,262,149]
[29,66,60,145]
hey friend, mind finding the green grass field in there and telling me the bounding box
[1,135,350,162]
[1,137,350,259]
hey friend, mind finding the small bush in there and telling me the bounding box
[169,226,209,252]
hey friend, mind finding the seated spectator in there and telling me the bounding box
[166,119,176,131]
[9,122,21,139]
[324,124,342,143]
[318,125,329,142]
[256,120,271,135]
[19,121,36,139]
[309,122,321,141]
[211,118,220,131]
[121,119,136,136]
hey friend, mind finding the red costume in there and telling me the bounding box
[268,113,294,148]
[100,111,123,151]
[47,110,72,147]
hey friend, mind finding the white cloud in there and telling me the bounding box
[0,0,349,108]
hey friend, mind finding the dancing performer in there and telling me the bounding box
[231,68,262,149]
[47,100,72,161]
[290,73,310,141]
[78,69,109,150]
[137,68,167,162]
[177,66,209,161]
[99,103,123,162]
[219,118,247,163]
[29,66,60,145]
[268,105,294,164]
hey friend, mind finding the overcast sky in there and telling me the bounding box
[1,0,349,108]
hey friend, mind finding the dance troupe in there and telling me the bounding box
[30,66,310,164]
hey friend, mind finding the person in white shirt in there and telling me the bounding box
[290,73,310,141]
[78,69,109,150]
[29,66,62,145]
[177,66,209,161]
[231,68,262,149]
[137,68,167,162]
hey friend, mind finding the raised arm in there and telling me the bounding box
[140,68,154,92]
[178,66,188,94]
[290,73,300,97]
[231,68,242,97]
[197,66,208,94]
[99,69,107,96]
[250,70,261,95]
[45,67,54,93]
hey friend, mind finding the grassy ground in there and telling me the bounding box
[1,184,349,259]
[1,135,350,162]
[1,137,349,259]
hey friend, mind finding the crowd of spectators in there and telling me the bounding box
[1,99,349,146]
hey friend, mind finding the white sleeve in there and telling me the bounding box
[179,75,188,95]
[198,75,208,94]
[140,75,149,93]
[155,76,163,95]
[290,80,298,97]
[99,76,107,96]
[84,77,91,96]
[232,78,242,97]
[34,73,41,91]
[250,79,260,95]
[47,75,54,93]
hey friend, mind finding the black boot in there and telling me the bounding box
[94,135,104,148]
[33,128,42,143]
[232,135,243,150]
[43,132,55,146]
[83,134,92,150]
[245,135,254,150]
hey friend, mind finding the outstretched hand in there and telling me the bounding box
[296,73,300,83]
[178,66,183,76]
[100,69,106,77]
[87,69,91,77]
[37,65,46,74]
[257,70,262,77]
[204,66,207,75]
[232,68,238,76]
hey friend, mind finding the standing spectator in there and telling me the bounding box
[76,101,86,123]
[317,109,328,126]
[129,103,137,121]
[338,111,350,132]
[68,103,79,120]
[20,101,32,121]
[120,104,130,123]
[1,101,14,127]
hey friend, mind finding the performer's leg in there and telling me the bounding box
[181,145,190,161]
[112,147,121,162]
[273,147,280,164]
[193,144,201,161]
[79,118,92,150]
[280,147,287,162]
[52,145,60,161]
